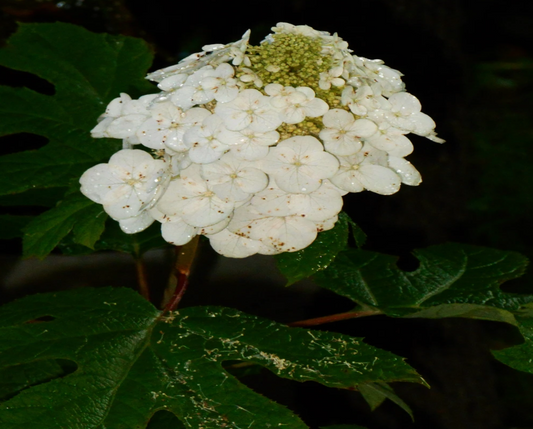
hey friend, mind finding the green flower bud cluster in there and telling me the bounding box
[250,33,329,89]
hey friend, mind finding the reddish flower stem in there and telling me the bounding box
[135,257,150,302]
[287,310,381,327]
[162,236,199,313]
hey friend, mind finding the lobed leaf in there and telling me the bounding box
[0,287,424,428]
[0,22,155,257]
[314,243,530,319]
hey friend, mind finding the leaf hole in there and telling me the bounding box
[0,66,56,96]
[0,133,49,155]
[395,252,420,272]
[24,315,56,323]
[147,410,184,428]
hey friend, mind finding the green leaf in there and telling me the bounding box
[95,220,168,257]
[404,303,518,324]
[358,381,413,420]
[0,215,34,239]
[345,213,366,248]
[22,192,107,258]
[56,220,168,258]
[0,22,156,257]
[493,310,533,373]
[276,212,351,286]
[0,288,424,428]
[0,136,120,195]
[0,360,63,401]
[314,243,530,319]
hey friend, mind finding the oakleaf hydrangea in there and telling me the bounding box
[80,22,444,258]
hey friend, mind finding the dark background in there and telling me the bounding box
[1,1,533,428]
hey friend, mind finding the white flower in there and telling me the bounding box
[251,182,343,222]
[266,84,329,124]
[341,84,385,117]
[365,124,414,157]
[183,114,231,164]
[320,33,351,60]
[218,128,279,161]
[80,149,168,221]
[91,93,156,143]
[200,63,240,103]
[238,68,263,87]
[330,144,401,195]
[156,165,234,227]
[318,66,345,90]
[201,152,268,202]
[170,66,216,109]
[136,102,210,151]
[319,109,377,156]
[261,136,339,193]
[355,56,405,96]
[215,89,282,132]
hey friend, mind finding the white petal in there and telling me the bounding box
[410,112,437,136]
[388,156,422,186]
[287,184,344,222]
[80,164,119,203]
[388,92,421,115]
[179,195,234,227]
[249,216,318,252]
[322,109,354,129]
[119,212,155,234]
[207,229,261,258]
[232,144,270,161]
[330,169,365,193]
[302,98,329,118]
[104,188,144,219]
[198,215,232,235]
[357,165,401,195]
[315,215,339,232]
[106,114,146,138]
[350,119,378,138]
[366,131,414,157]
[158,74,188,91]
[161,221,198,245]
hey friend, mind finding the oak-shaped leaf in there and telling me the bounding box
[0,22,155,257]
[0,287,424,428]
[314,243,529,320]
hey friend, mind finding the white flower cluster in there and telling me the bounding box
[80,22,444,258]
